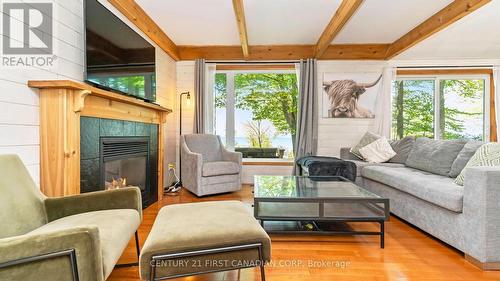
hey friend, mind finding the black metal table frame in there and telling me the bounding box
[254,197,390,248]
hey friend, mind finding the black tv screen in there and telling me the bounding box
[85,0,156,102]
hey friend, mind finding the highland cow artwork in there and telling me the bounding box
[322,73,383,118]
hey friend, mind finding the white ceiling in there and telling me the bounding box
[244,0,341,45]
[395,0,500,60]
[333,0,453,43]
[135,0,240,45]
[134,0,500,59]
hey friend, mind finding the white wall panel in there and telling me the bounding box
[0,102,39,125]
[0,125,39,146]
[0,0,177,188]
[0,0,85,184]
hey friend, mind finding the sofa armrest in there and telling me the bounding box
[0,227,103,281]
[340,147,359,160]
[463,166,500,263]
[44,187,142,222]
[221,147,242,166]
[180,139,202,190]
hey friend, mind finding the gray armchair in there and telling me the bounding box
[180,134,242,196]
[0,154,142,281]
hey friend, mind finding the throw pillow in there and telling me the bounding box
[350,132,381,160]
[359,137,397,163]
[389,136,415,164]
[449,140,484,178]
[405,137,466,176]
[455,143,500,186]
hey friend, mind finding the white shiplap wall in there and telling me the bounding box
[0,0,85,184]
[316,61,387,157]
[0,0,177,186]
[174,61,195,170]
[176,60,195,137]
[156,49,177,186]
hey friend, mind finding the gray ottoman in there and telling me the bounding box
[139,201,271,281]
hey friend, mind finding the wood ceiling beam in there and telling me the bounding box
[232,0,250,59]
[216,64,295,71]
[178,45,245,60]
[314,0,364,58]
[108,0,180,61]
[178,44,388,61]
[385,0,491,59]
[322,44,388,60]
[397,68,492,76]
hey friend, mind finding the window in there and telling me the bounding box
[392,75,489,141]
[214,70,298,159]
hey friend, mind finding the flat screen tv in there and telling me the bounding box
[85,0,156,102]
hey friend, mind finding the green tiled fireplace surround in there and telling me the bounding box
[80,117,158,203]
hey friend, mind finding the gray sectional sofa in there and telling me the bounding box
[341,137,500,269]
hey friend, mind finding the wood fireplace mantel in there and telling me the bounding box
[29,80,172,202]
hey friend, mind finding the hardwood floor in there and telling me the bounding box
[109,185,500,281]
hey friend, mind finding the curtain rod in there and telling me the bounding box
[205,60,300,64]
[397,65,493,69]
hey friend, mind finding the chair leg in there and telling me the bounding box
[135,231,141,258]
[257,244,266,281]
[115,232,140,268]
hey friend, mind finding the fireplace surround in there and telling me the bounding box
[81,117,159,208]
[29,80,171,201]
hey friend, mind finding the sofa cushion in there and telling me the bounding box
[455,143,500,185]
[405,138,466,176]
[29,209,141,279]
[359,137,396,163]
[362,166,463,212]
[202,161,240,177]
[389,136,415,164]
[449,140,484,178]
[349,160,405,177]
[350,132,381,159]
[0,155,47,239]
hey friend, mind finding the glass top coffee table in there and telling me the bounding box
[253,175,390,248]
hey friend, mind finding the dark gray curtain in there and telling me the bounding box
[193,59,206,133]
[294,59,318,174]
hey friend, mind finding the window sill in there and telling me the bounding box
[242,158,294,166]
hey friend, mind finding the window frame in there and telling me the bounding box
[213,69,297,158]
[394,74,491,141]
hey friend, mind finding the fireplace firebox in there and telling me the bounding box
[99,137,153,208]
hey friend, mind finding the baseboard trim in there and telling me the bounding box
[465,254,500,270]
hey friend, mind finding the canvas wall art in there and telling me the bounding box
[322,73,383,118]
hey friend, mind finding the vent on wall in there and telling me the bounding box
[101,137,149,160]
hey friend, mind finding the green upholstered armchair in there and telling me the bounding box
[0,155,142,281]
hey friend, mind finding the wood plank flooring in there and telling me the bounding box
[109,185,500,281]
